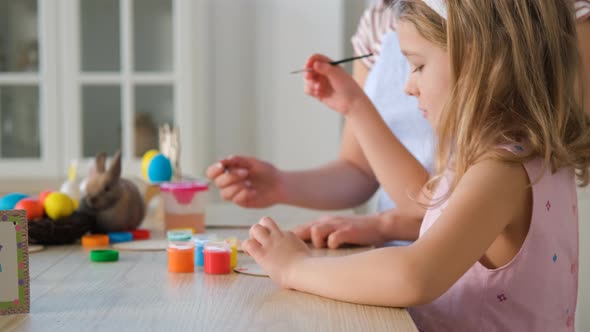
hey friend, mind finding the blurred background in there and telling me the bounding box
[0,0,367,193]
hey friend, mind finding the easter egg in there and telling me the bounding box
[142,149,160,180]
[44,192,75,220]
[147,153,173,183]
[39,190,53,205]
[71,198,79,210]
[14,198,44,220]
[0,193,29,210]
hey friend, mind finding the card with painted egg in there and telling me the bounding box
[0,210,30,315]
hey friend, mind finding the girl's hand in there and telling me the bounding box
[242,217,311,288]
[292,214,386,249]
[304,54,369,115]
[206,156,285,208]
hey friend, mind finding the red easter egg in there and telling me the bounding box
[15,198,45,220]
[39,190,53,205]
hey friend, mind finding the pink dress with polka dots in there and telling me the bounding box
[409,146,579,331]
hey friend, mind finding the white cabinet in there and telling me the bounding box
[0,0,59,177]
[0,0,207,180]
[0,0,356,194]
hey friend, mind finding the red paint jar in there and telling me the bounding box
[204,242,231,274]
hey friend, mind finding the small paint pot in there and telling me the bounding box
[225,238,238,268]
[168,241,195,273]
[167,229,193,242]
[204,242,231,274]
[194,239,209,267]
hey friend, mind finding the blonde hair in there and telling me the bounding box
[393,0,590,200]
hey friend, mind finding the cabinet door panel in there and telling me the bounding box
[82,85,122,157]
[134,0,173,72]
[81,0,121,72]
[134,85,173,157]
[0,86,40,158]
[0,0,39,72]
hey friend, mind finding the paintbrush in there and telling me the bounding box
[289,53,373,74]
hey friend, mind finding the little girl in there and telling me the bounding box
[242,0,590,330]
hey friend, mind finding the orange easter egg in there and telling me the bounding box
[15,198,45,220]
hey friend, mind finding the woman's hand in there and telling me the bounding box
[292,214,387,249]
[206,156,286,208]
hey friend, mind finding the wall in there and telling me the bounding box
[207,0,365,171]
[207,0,257,162]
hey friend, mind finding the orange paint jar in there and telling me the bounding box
[167,241,195,273]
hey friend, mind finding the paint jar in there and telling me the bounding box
[168,241,195,273]
[167,229,193,242]
[204,241,231,274]
[160,181,208,233]
[194,239,209,267]
[225,237,238,268]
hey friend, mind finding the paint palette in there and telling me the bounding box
[112,239,168,251]
[234,262,268,277]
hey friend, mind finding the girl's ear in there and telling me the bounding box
[95,152,107,173]
[108,151,122,180]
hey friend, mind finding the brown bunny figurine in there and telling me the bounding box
[82,151,145,233]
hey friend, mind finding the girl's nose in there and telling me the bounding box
[404,78,419,97]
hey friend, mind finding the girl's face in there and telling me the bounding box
[397,20,452,126]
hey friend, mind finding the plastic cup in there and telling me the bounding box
[159,181,208,233]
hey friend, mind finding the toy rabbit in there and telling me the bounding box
[159,124,181,181]
[82,151,145,233]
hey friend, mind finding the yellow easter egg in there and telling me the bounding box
[71,198,79,210]
[142,149,160,180]
[44,192,75,220]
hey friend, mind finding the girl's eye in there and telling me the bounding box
[412,65,424,73]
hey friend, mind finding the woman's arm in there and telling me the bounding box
[208,62,379,211]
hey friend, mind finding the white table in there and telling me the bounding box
[0,206,418,332]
